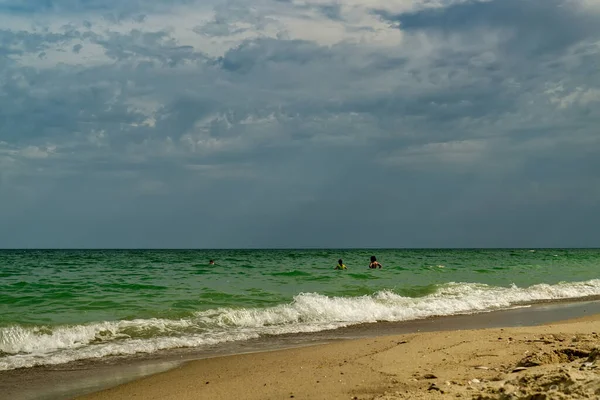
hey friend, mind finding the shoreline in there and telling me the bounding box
[2,299,600,400]
[78,309,600,400]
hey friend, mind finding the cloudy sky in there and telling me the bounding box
[0,0,599,248]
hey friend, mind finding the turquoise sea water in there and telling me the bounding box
[1,249,599,370]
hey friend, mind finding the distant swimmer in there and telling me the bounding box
[369,256,382,269]
[335,259,347,270]
[209,260,215,265]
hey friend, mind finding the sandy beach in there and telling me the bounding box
[78,314,600,400]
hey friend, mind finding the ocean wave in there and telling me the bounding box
[1,279,600,370]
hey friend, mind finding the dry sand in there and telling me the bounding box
[79,315,600,400]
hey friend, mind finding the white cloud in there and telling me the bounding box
[20,145,56,159]
[547,86,600,109]
[380,139,490,169]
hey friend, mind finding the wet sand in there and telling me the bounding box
[79,314,600,400]
[3,300,600,400]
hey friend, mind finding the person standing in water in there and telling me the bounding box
[335,259,347,270]
[369,256,382,269]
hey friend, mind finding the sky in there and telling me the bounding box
[0,0,599,248]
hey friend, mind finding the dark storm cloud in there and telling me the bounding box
[0,0,599,248]
[377,0,600,56]
[217,38,334,72]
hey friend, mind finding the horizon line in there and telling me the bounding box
[1,247,598,251]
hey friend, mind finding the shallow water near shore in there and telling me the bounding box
[2,249,600,371]
[3,299,600,400]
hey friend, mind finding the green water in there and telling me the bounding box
[1,249,597,325]
[1,249,599,370]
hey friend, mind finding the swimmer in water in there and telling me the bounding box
[369,256,382,269]
[209,260,215,265]
[335,259,347,270]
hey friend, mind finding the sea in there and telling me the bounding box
[1,248,600,372]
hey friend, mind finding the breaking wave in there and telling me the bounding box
[2,279,600,370]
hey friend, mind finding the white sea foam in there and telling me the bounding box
[1,279,600,370]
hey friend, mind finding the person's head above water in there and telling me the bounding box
[209,260,215,264]
[338,259,343,265]
[370,256,377,262]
